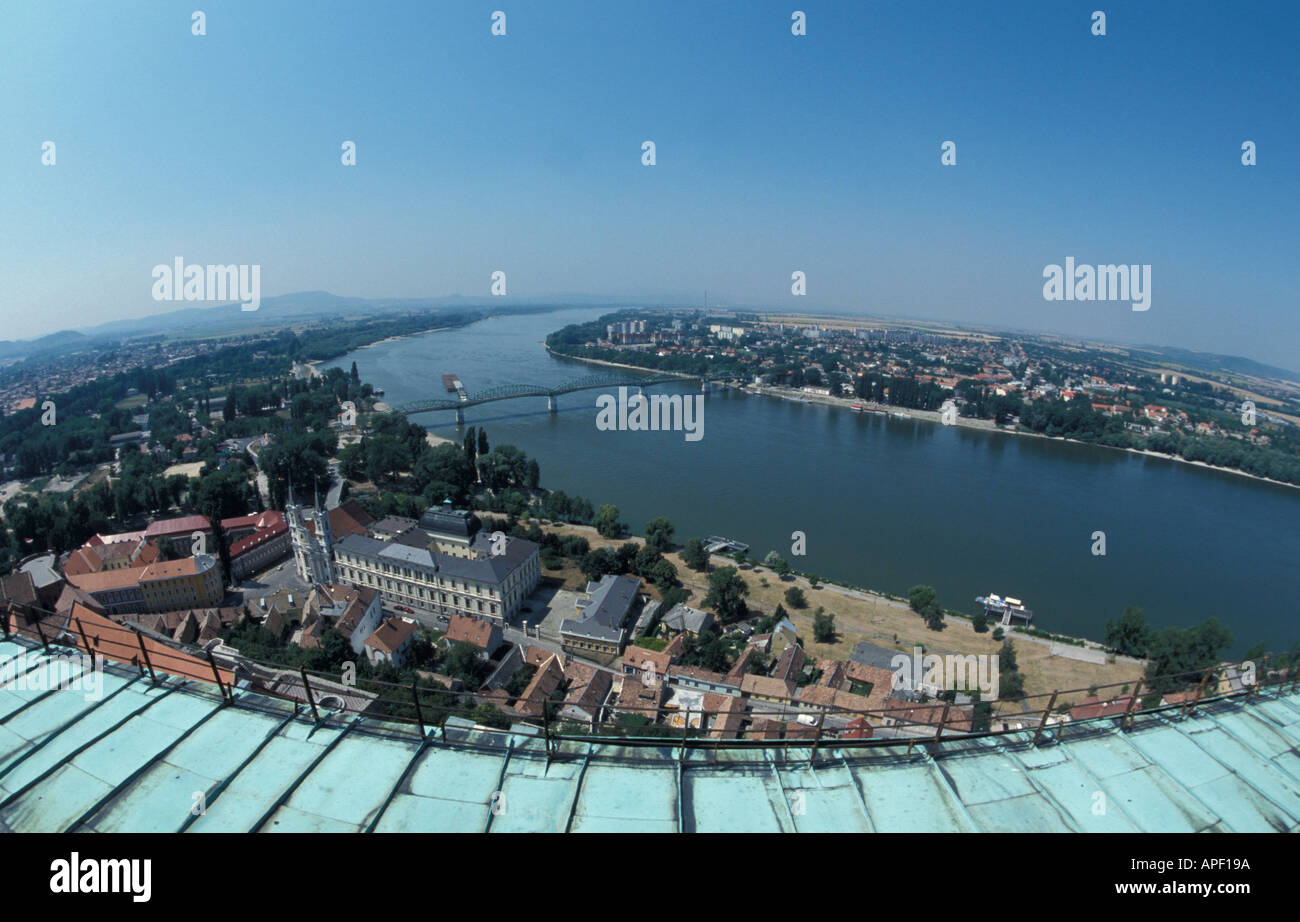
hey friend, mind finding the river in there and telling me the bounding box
[327,307,1299,656]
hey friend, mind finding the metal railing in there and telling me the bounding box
[3,601,1297,763]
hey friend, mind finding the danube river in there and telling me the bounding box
[329,308,1299,656]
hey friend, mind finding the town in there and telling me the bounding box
[549,311,1300,486]
[0,318,1275,745]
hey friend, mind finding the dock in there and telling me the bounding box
[704,536,749,554]
[975,593,1034,626]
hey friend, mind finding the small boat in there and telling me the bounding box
[890,411,912,419]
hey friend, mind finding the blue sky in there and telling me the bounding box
[1,1,1296,368]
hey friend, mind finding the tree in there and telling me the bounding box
[634,544,664,578]
[463,427,477,467]
[614,542,639,574]
[1144,618,1233,695]
[593,504,624,538]
[908,585,944,628]
[649,558,678,589]
[1105,605,1151,657]
[683,630,731,672]
[208,515,233,588]
[350,361,360,384]
[338,442,367,481]
[645,517,675,552]
[658,584,689,613]
[410,443,476,503]
[908,585,937,613]
[971,609,989,633]
[681,537,710,571]
[703,566,749,623]
[443,641,487,690]
[998,639,1024,697]
[580,548,617,581]
[813,607,835,644]
[477,428,489,456]
[784,586,807,609]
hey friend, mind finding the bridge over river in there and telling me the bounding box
[393,371,723,423]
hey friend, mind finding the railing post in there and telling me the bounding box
[1032,691,1059,746]
[541,702,552,763]
[135,629,157,684]
[33,614,51,654]
[300,667,320,723]
[930,702,951,756]
[206,649,228,702]
[411,679,426,740]
[73,617,96,672]
[808,710,826,767]
[1120,680,1143,730]
[2,603,11,640]
[1183,667,1214,718]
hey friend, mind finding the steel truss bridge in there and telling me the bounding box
[393,371,722,422]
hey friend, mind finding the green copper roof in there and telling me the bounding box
[1,639,1297,833]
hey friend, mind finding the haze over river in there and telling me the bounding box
[329,308,1299,656]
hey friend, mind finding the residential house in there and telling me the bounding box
[365,618,418,669]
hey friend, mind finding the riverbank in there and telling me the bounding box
[527,519,1144,704]
[358,326,456,349]
[548,347,1300,493]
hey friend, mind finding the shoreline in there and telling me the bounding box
[357,326,455,348]
[549,349,1300,493]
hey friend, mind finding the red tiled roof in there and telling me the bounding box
[445,614,497,650]
[66,566,148,594]
[229,520,288,557]
[66,603,234,686]
[144,515,211,539]
[366,618,417,654]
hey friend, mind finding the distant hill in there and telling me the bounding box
[0,329,90,362]
[1135,345,1300,386]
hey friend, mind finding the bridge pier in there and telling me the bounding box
[547,395,557,414]
[701,379,709,393]
[455,407,464,425]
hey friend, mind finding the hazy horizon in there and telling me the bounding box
[3,1,1296,367]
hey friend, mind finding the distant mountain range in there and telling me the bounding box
[1,291,1296,386]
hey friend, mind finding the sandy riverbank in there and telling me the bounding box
[358,326,455,348]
